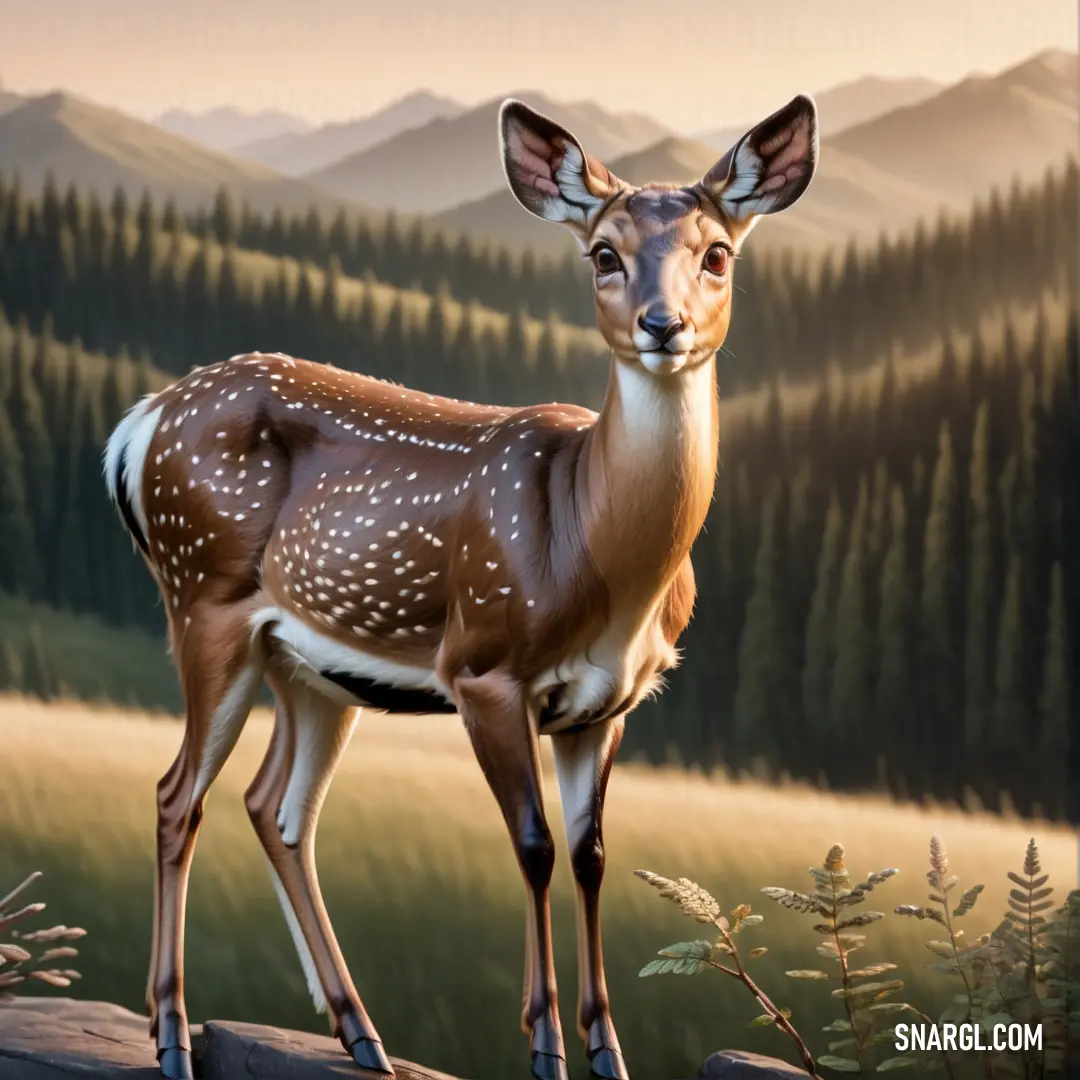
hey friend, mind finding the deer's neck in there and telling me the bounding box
[577,355,719,614]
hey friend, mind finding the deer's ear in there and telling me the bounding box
[698,94,818,242]
[499,100,626,238]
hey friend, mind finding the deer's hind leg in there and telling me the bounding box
[244,669,393,1076]
[148,599,266,1080]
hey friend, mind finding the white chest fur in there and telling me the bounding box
[528,603,676,731]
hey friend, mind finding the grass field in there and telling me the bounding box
[1,698,1075,1078]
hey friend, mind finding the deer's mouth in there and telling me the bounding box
[639,350,689,375]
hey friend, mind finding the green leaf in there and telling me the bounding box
[749,1014,775,1027]
[657,940,714,960]
[786,969,831,979]
[739,914,764,928]
[822,1019,853,1032]
[867,1002,914,1014]
[747,947,768,959]
[817,1055,862,1072]
[876,1057,917,1071]
[953,884,984,917]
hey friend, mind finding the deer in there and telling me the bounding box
[103,94,817,1080]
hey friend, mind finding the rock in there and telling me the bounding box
[692,1049,809,1078]
[0,997,160,1077]
[0,998,456,1079]
[199,1020,460,1080]
[0,998,807,1079]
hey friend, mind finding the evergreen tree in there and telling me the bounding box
[829,476,871,759]
[918,421,960,770]
[964,401,994,749]
[732,483,792,763]
[0,402,38,594]
[1037,561,1069,814]
[874,486,912,745]
[990,552,1026,750]
[802,490,844,758]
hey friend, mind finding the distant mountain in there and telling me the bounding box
[305,91,672,214]
[0,91,356,214]
[154,105,313,151]
[697,74,943,149]
[433,134,951,256]
[828,48,1078,199]
[0,89,22,117]
[434,49,1078,256]
[235,90,465,176]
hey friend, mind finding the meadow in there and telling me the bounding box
[2,696,1076,1078]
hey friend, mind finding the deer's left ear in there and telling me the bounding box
[698,94,818,243]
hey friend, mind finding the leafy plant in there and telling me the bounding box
[634,869,823,1078]
[636,837,1080,1079]
[761,844,915,1074]
[0,871,86,1001]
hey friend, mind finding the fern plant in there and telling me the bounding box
[634,869,823,1077]
[760,844,916,1074]
[637,835,1079,1079]
[0,871,86,1001]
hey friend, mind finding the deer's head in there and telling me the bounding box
[500,96,818,375]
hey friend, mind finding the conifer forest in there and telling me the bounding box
[0,161,1076,821]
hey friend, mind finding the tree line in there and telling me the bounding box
[0,159,1075,819]
[0,291,1074,818]
[0,159,1075,405]
[658,301,1078,821]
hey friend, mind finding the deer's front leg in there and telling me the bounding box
[552,717,628,1080]
[454,670,567,1080]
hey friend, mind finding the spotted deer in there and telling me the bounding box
[103,94,817,1080]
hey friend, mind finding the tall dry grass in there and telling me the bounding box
[1,696,1075,1078]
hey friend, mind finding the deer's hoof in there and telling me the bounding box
[349,1036,395,1076]
[531,1050,570,1080]
[158,1046,195,1080]
[589,1046,630,1079]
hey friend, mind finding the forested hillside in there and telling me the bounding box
[0,164,1075,819]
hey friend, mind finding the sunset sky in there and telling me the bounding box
[1,1,1075,131]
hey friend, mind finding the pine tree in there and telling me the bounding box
[0,401,38,595]
[1037,561,1069,813]
[211,187,237,246]
[829,476,871,757]
[990,552,1026,750]
[732,482,792,763]
[874,486,912,747]
[802,490,845,757]
[964,401,994,749]
[918,422,960,761]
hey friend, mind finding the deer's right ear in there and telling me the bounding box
[499,100,625,239]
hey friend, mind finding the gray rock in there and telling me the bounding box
[0,996,161,1077]
[0,998,456,1079]
[692,1049,809,1078]
[199,1019,461,1080]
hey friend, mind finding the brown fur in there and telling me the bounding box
[113,92,817,1080]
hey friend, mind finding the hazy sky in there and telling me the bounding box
[1,1,1075,130]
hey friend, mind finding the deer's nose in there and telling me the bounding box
[638,310,686,345]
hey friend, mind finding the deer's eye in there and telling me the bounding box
[590,244,622,276]
[703,244,730,277]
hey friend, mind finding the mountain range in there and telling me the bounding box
[303,91,672,214]
[433,49,1078,254]
[696,74,943,149]
[154,105,313,151]
[0,49,1075,255]
[235,90,464,176]
[0,91,350,214]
